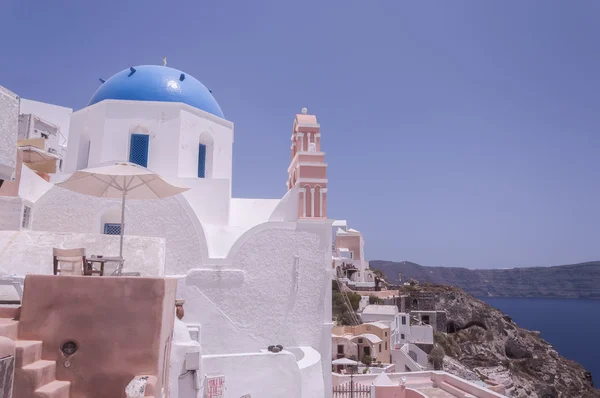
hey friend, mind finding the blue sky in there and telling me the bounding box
[1,1,599,268]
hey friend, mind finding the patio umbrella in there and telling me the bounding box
[56,162,189,258]
[332,358,359,366]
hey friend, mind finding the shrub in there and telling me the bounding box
[429,345,445,370]
[369,295,383,305]
[361,355,373,366]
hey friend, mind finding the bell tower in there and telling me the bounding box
[287,108,327,218]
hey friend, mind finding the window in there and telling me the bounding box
[198,143,206,178]
[129,134,149,167]
[104,223,122,235]
[379,343,382,353]
[401,334,405,339]
[412,299,418,308]
[358,338,363,344]
[385,342,388,350]
[422,315,430,325]
[385,331,387,337]
[337,345,344,354]
[402,316,406,325]
[22,206,31,229]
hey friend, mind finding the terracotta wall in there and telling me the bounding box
[18,275,177,398]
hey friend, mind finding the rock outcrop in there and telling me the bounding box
[402,283,599,398]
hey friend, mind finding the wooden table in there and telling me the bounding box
[86,256,124,276]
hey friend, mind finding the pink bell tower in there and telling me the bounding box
[287,107,327,218]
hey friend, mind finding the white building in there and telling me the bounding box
[332,220,376,288]
[0,65,334,398]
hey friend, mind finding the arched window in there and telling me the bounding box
[100,205,122,235]
[198,131,214,179]
[129,134,149,167]
[304,185,312,217]
[198,143,206,178]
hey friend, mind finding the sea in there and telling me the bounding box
[481,297,599,387]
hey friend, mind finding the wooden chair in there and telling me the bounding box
[53,248,87,276]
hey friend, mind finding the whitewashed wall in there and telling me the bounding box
[31,187,206,275]
[19,99,72,143]
[0,86,18,180]
[203,351,302,398]
[0,198,24,231]
[64,100,233,181]
[0,230,165,276]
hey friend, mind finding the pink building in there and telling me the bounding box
[287,108,328,219]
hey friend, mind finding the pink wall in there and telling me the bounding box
[17,275,177,398]
[300,165,326,179]
[376,385,405,398]
[336,235,361,260]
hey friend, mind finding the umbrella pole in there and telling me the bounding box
[119,182,126,259]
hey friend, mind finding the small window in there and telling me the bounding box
[104,223,122,235]
[402,316,406,325]
[337,345,344,354]
[129,134,149,167]
[198,143,206,178]
[422,315,430,325]
[401,334,405,339]
[22,206,31,229]
[358,338,363,344]
[412,299,418,307]
[379,343,382,353]
[385,342,388,350]
[385,331,387,337]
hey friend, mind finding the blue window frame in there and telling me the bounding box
[198,143,206,178]
[104,223,121,235]
[129,134,149,167]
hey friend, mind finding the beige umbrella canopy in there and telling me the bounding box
[56,162,189,257]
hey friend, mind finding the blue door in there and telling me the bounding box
[129,134,149,167]
[198,144,206,178]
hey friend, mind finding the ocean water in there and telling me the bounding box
[481,297,599,386]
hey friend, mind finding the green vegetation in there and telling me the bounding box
[429,345,445,370]
[332,281,361,325]
[368,295,383,305]
[361,354,373,366]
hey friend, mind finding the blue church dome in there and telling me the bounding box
[88,65,224,118]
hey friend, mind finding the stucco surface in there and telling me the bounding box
[0,86,18,181]
[295,347,325,398]
[18,275,177,398]
[0,230,165,277]
[0,198,24,232]
[202,351,302,398]
[184,223,330,355]
[31,187,203,274]
[230,198,279,229]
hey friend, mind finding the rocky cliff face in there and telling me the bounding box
[405,283,599,398]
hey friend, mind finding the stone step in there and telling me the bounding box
[15,340,43,367]
[33,380,71,398]
[18,360,57,391]
[0,319,18,340]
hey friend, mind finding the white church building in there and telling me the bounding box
[0,64,334,397]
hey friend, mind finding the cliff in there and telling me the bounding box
[370,260,600,299]
[401,283,599,398]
